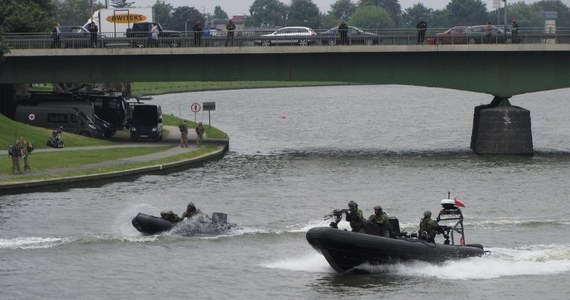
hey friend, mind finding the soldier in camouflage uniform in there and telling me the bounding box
[419,210,439,243]
[345,200,365,232]
[8,140,22,174]
[18,137,33,172]
[180,202,202,220]
[195,122,205,147]
[368,205,391,237]
[179,121,189,147]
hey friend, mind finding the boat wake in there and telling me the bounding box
[265,243,570,279]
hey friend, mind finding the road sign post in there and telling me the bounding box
[203,102,216,128]
[191,102,201,122]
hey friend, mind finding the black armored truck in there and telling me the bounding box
[126,22,181,47]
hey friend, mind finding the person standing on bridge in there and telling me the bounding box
[338,21,349,45]
[416,17,427,44]
[88,21,98,47]
[150,23,159,47]
[485,20,493,44]
[51,23,60,48]
[511,17,519,44]
[225,19,236,47]
[193,21,202,47]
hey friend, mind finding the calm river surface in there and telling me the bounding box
[2,86,570,299]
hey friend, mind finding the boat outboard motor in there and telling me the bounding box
[211,212,228,224]
[388,217,400,237]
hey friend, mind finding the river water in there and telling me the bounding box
[2,85,570,299]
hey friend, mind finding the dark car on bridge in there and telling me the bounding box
[59,26,91,48]
[126,22,182,47]
[428,25,510,45]
[427,26,469,44]
[320,26,380,46]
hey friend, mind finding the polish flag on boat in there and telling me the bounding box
[453,197,465,208]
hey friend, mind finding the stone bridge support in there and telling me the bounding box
[471,96,533,155]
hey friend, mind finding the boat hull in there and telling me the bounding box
[132,213,176,235]
[306,227,484,273]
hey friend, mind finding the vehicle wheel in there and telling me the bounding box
[299,39,308,46]
[468,38,476,44]
[261,39,271,46]
[364,39,374,46]
[327,39,336,46]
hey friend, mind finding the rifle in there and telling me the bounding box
[324,209,349,229]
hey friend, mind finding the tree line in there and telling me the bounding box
[1,0,570,36]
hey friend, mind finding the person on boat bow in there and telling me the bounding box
[367,205,391,237]
[181,202,202,220]
[345,201,366,233]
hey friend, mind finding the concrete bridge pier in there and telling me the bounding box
[470,96,534,155]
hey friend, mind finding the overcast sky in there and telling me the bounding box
[101,1,568,17]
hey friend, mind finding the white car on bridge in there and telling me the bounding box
[255,26,318,46]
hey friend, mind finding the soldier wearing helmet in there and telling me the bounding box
[419,210,439,243]
[368,205,391,237]
[345,201,365,233]
[181,202,202,220]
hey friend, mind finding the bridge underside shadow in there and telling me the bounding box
[2,46,570,155]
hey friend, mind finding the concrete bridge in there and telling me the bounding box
[1,44,570,155]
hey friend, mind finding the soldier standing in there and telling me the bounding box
[195,122,205,147]
[179,121,188,147]
[8,140,22,174]
[19,137,33,172]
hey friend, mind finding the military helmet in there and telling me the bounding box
[187,202,196,212]
[348,201,358,209]
[374,205,382,211]
[424,210,432,218]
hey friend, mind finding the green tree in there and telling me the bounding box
[532,0,570,28]
[0,0,55,32]
[329,0,357,20]
[430,9,451,29]
[446,0,488,26]
[287,0,321,28]
[55,0,104,26]
[358,0,401,20]
[247,0,288,27]
[0,29,9,59]
[153,0,174,28]
[350,5,395,29]
[170,6,203,32]
[321,14,341,29]
[214,6,229,20]
[402,3,433,28]
[506,2,543,28]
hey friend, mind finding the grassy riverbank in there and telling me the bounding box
[0,112,227,179]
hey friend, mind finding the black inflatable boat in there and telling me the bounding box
[132,212,234,235]
[307,199,485,273]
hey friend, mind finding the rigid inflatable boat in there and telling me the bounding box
[307,198,485,273]
[132,212,236,235]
